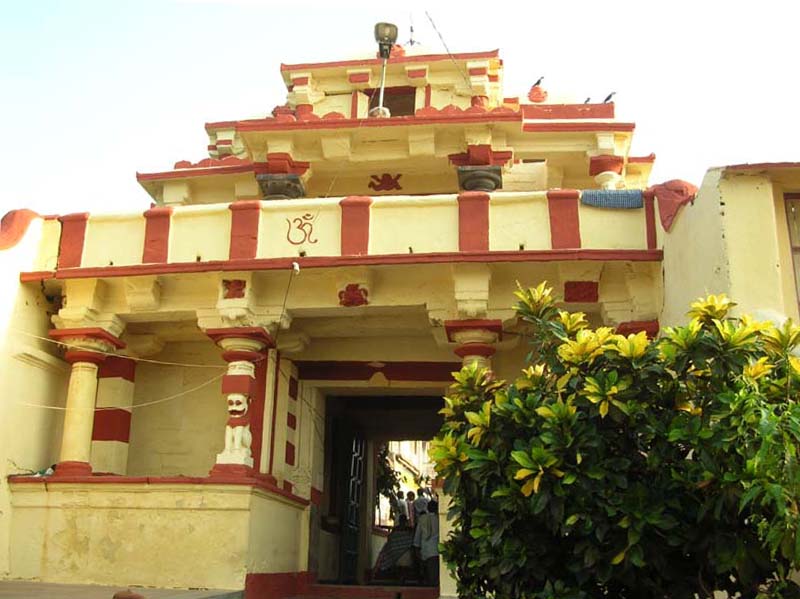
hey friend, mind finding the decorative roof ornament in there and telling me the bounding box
[528,82,548,103]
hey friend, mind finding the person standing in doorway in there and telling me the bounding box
[413,488,428,524]
[393,490,408,524]
[413,499,440,586]
[405,490,416,528]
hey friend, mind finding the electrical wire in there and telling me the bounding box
[424,11,473,90]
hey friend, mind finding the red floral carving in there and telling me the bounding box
[368,173,402,192]
[338,284,369,307]
[222,279,246,299]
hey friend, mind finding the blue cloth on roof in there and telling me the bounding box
[581,189,643,209]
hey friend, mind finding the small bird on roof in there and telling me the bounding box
[584,97,591,104]
[533,76,544,87]
[603,92,616,103]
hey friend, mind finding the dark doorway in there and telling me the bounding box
[318,395,443,590]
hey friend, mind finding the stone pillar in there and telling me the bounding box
[48,329,126,477]
[445,319,502,370]
[90,356,136,475]
[434,480,458,599]
[589,154,624,190]
[205,327,273,478]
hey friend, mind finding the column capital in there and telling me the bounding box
[204,326,274,351]
[49,327,126,356]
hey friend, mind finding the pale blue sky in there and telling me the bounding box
[1,0,798,216]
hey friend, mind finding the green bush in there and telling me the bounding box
[430,284,800,598]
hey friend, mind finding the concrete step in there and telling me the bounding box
[290,584,438,599]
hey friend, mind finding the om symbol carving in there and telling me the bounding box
[286,213,318,245]
[368,173,402,192]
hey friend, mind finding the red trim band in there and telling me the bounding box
[98,356,136,382]
[142,207,172,263]
[563,281,599,303]
[92,408,132,443]
[644,195,657,249]
[457,191,490,252]
[547,190,581,249]
[22,249,663,282]
[340,196,372,256]
[57,213,89,269]
[285,441,295,466]
[229,200,261,260]
[295,360,461,382]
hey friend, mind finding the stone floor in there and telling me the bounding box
[0,581,243,599]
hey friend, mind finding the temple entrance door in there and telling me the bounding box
[338,431,366,583]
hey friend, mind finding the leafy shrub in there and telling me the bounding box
[430,284,800,598]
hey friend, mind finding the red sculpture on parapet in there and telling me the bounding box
[368,173,402,192]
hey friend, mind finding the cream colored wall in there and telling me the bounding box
[771,184,800,322]
[259,198,341,259]
[661,169,731,327]
[246,489,307,574]
[316,93,352,117]
[32,218,61,272]
[318,529,339,581]
[578,205,647,250]
[127,341,226,477]
[169,205,231,263]
[720,174,795,319]
[9,482,249,589]
[82,214,145,268]
[489,192,551,251]
[0,217,69,578]
[370,195,459,255]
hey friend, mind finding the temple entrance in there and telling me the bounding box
[314,395,443,595]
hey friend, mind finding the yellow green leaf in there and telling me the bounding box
[611,550,627,565]
[514,468,535,480]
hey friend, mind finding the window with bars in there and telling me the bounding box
[785,194,800,300]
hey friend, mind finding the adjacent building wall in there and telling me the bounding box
[0,215,69,578]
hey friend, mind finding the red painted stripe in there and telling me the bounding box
[98,356,136,382]
[279,49,499,72]
[424,84,431,108]
[244,571,313,599]
[457,192,490,251]
[283,480,293,493]
[295,360,461,382]
[629,153,656,164]
[340,196,371,256]
[229,200,261,260]
[444,319,503,342]
[468,67,487,76]
[288,376,298,400]
[57,213,89,268]
[521,103,614,119]
[268,350,281,475]
[136,163,254,182]
[310,486,323,506]
[616,320,660,339]
[142,206,172,263]
[92,408,131,443]
[287,412,297,430]
[285,441,295,466]
[222,374,255,395]
[292,76,309,86]
[348,72,370,84]
[644,195,657,249]
[227,111,522,133]
[407,68,427,79]
[564,281,599,303]
[249,354,267,473]
[22,249,664,283]
[524,122,635,133]
[547,190,581,249]
[49,328,125,349]
[350,91,359,119]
